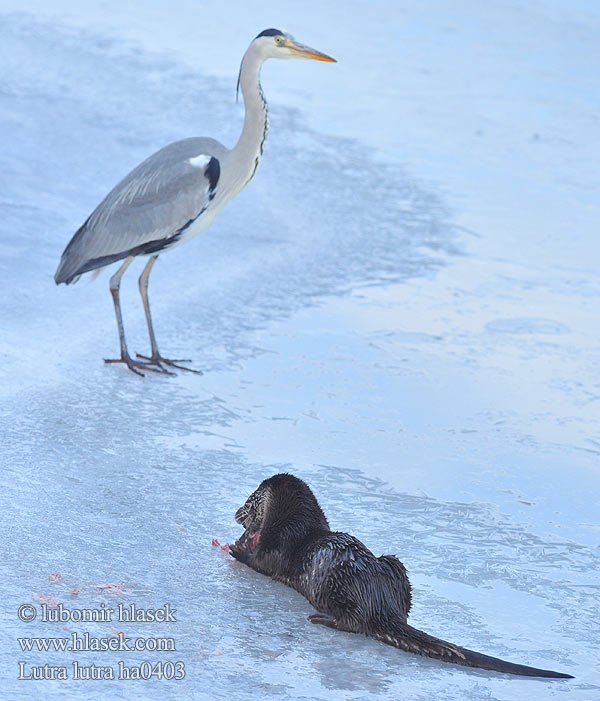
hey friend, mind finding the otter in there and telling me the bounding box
[230,473,573,679]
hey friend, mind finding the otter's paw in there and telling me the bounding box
[308,614,338,629]
[230,542,253,564]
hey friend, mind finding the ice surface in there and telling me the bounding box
[1,2,599,700]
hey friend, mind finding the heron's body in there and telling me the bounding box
[55,29,335,375]
[56,138,225,283]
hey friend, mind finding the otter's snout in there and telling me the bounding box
[235,504,248,525]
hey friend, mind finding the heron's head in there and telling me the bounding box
[253,28,336,63]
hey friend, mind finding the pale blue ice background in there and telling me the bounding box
[0,1,599,699]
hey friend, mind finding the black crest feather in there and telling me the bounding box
[255,28,284,39]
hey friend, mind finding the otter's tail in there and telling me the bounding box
[372,622,572,678]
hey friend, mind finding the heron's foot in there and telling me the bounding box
[104,353,173,377]
[135,353,203,375]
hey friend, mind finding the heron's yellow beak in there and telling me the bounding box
[286,39,336,63]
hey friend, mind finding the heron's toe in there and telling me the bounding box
[135,353,202,375]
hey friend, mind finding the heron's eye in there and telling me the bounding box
[275,36,283,45]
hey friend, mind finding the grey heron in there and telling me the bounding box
[54,29,335,376]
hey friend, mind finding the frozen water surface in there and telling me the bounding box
[1,1,599,699]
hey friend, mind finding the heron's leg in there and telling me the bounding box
[135,256,202,375]
[103,256,165,377]
[137,255,161,359]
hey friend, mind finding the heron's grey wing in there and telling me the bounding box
[55,137,228,284]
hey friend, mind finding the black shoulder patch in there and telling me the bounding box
[204,157,220,201]
[255,28,283,39]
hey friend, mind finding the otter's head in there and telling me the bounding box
[235,481,271,536]
[232,481,271,555]
[233,474,330,556]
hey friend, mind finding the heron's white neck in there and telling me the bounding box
[230,44,270,189]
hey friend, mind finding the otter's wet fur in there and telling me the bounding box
[231,473,572,679]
